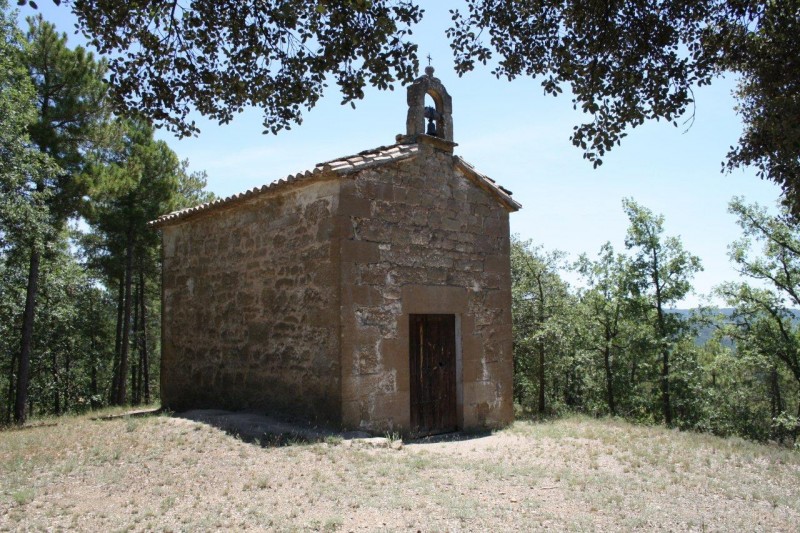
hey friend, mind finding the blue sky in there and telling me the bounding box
[25,1,782,307]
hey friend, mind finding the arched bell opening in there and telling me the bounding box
[424,91,444,138]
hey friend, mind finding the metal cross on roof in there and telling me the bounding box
[426,54,432,66]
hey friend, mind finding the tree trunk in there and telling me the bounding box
[536,277,546,415]
[131,275,140,406]
[653,260,672,427]
[603,342,616,416]
[52,262,61,415]
[52,349,60,415]
[139,267,150,404]
[14,247,41,424]
[6,348,17,424]
[537,341,545,414]
[64,350,71,413]
[794,393,800,444]
[90,332,98,408]
[770,367,785,442]
[111,274,124,403]
[563,368,571,407]
[116,236,134,406]
[770,366,783,419]
[657,317,672,426]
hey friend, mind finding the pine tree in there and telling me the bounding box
[12,15,108,423]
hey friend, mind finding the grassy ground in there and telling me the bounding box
[1,411,798,531]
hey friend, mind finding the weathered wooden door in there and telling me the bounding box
[409,314,457,435]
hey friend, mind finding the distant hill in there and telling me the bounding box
[666,308,732,346]
[668,308,800,346]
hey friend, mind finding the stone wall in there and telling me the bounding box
[160,178,342,423]
[339,141,515,432]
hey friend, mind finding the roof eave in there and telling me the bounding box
[148,167,336,229]
[453,157,522,212]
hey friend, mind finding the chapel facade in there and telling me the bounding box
[152,67,521,435]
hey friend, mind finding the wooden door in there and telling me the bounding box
[409,314,457,435]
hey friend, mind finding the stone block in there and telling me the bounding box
[342,371,397,402]
[401,285,468,314]
[357,263,398,286]
[298,306,339,327]
[470,203,491,217]
[474,306,505,327]
[341,239,380,264]
[315,219,335,240]
[353,342,381,375]
[352,219,391,243]
[341,399,363,430]
[480,214,503,233]
[359,180,394,201]
[355,301,401,337]
[484,254,510,274]
[342,284,383,307]
[441,217,462,232]
[405,188,432,206]
[369,391,410,431]
[339,193,372,218]
[392,186,409,203]
[480,272,503,290]
[461,357,484,384]
[455,258,484,272]
[331,214,353,239]
[380,338,409,391]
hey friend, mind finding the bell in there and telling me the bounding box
[426,118,437,136]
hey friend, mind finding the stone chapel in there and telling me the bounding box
[151,67,521,435]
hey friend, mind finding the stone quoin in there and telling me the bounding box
[150,67,521,435]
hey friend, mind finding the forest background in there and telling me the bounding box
[0,0,798,448]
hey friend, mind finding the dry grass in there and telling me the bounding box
[1,411,798,531]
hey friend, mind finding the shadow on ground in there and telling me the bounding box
[407,429,493,445]
[174,409,496,448]
[175,409,372,447]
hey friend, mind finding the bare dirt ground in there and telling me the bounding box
[1,411,799,531]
